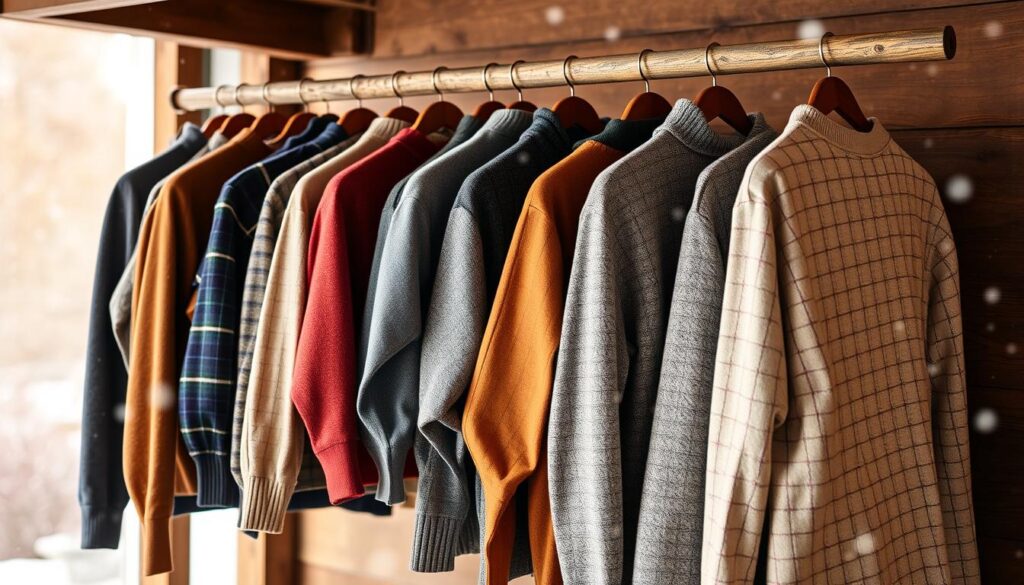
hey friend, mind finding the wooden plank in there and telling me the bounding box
[305,2,1024,130]
[153,41,203,152]
[0,0,161,17]
[238,515,298,585]
[372,0,996,58]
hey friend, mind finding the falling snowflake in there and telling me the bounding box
[973,408,998,434]
[670,206,685,222]
[983,21,1004,38]
[983,286,1001,305]
[855,533,875,556]
[893,320,906,337]
[544,5,565,26]
[986,322,996,333]
[604,26,622,42]
[944,174,974,204]
[926,63,940,77]
[113,403,126,422]
[926,362,941,378]
[771,90,783,101]
[796,19,826,40]
[151,383,176,411]
[516,150,531,165]
[923,137,934,149]
[1008,343,1018,356]
[1015,548,1024,560]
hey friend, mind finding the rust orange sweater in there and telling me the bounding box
[126,129,271,575]
[463,137,637,584]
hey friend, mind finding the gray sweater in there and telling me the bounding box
[357,109,533,508]
[547,100,770,585]
[631,120,777,585]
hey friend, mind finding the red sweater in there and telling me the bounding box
[292,129,442,503]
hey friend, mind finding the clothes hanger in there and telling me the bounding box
[384,70,420,124]
[551,55,604,135]
[337,74,378,135]
[506,60,537,112]
[217,84,257,138]
[807,32,873,132]
[621,49,673,120]
[200,84,229,138]
[694,42,753,135]
[472,62,506,122]
[266,78,317,148]
[412,67,465,135]
[246,83,291,142]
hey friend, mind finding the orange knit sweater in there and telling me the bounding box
[125,129,270,575]
[463,141,628,584]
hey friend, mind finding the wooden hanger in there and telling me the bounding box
[384,70,420,124]
[218,84,257,138]
[244,83,288,141]
[336,74,378,135]
[551,55,604,135]
[694,42,753,135]
[472,63,506,122]
[621,49,673,120]
[199,85,229,138]
[807,32,873,132]
[267,78,318,148]
[506,60,537,113]
[412,67,464,135]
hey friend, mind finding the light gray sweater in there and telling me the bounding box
[547,99,771,585]
[631,120,777,585]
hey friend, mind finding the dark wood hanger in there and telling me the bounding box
[385,70,420,124]
[552,56,604,135]
[621,50,673,121]
[411,67,464,135]
[266,112,317,148]
[472,63,506,122]
[694,43,752,135]
[218,113,256,138]
[807,32,873,132]
[201,114,228,138]
[506,60,537,112]
[248,111,288,140]
[338,107,378,135]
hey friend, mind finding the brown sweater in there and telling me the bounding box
[125,128,271,575]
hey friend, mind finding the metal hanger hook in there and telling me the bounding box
[509,60,526,102]
[704,42,720,87]
[261,82,274,112]
[638,49,654,93]
[213,84,228,112]
[818,32,835,77]
[562,55,578,97]
[391,70,405,107]
[349,74,365,109]
[482,62,498,102]
[233,83,246,112]
[432,66,447,102]
[297,77,312,113]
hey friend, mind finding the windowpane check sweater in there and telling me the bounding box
[292,128,444,505]
[702,105,979,585]
[547,100,768,585]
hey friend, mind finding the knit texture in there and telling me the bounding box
[631,119,777,585]
[420,109,590,582]
[358,109,532,512]
[548,100,760,585]
[702,105,979,584]
[292,128,442,505]
[80,123,207,549]
[239,117,408,531]
[179,124,349,509]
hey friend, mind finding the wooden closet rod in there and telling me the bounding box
[171,26,955,112]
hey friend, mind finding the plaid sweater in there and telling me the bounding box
[179,124,348,508]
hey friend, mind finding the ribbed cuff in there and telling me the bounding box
[316,441,365,504]
[374,448,410,505]
[455,508,480,556]
[80,505,123,549]
[194,454,239,508]
[240,477,292,533]
[142,515,172,576]
[410,514,461,572]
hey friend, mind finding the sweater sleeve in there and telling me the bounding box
[414,206,487,571]
[925,213,979,583]
[633,211,724,584]
[701,198,788,585]
[291,191,366,504]
[547,206,630,585]
[357,196,430,505]
[238,205,313,532]
[464,204,563,585]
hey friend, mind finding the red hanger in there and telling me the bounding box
[385,70,420,124]
[506,60,537,113]
[807,33,873,132]
[551,56,603,135]
[694,43,752,135]
[337,74,378,135]
[621,49,673,121]
[412,67,464,135]
[472,63,506,122]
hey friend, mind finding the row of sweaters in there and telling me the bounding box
[80,98,980,584]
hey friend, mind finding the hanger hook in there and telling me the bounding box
[391,70,405,108]
[704,42,720,87]
[818,32,835,77]
[233,83,246,113]
[432,66,447,103]
[638,49,653,93]
[261,82,274,112]
[349,74,364,109]
[482,62,497,102]
[509,60,526,102]
[297,77,312,113]
[213,84,228,112]
[562,55,578,97]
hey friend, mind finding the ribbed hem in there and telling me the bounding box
[240,476,292,533]
[194,454,239,508]
[142,515,172,576]
[373,448,409,505]
[316,441,365,504]
[80,505,123,549]
[410,514,462,572]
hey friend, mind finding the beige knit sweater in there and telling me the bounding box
[702,105,979,584]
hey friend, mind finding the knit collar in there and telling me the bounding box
[657,98,758,157]
[789,104,891,155]
[576,115,666,152]
[518,108,586,160]
[363,116,411,142]
[451,114,484,144]
[173,121,208,153]
[478,108,534,140]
